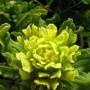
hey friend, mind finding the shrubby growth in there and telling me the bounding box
[0,0,90,90]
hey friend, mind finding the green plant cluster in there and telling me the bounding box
[0,0,90,90]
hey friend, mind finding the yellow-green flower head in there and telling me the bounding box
[16,24,81,90]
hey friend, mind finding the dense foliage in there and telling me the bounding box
[0,0,90,90]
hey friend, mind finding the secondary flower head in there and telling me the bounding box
[16,24,81,90]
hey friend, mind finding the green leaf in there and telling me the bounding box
[38,17,46,27]
[5,38,26,54]
[75,48,90,72]
[0,12,10,20]
[0,23,10,51]
[60,18,76,31]
[2,52,21,69]
[74,72,90,90]
[16,6,47,30]
[75,72,90,85]
[61,82,78,90]
[81,0,90,4]
[46,13,60,24]
[0,64,19,79]
[0,85,5,90]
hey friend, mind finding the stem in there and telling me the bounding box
[80,32,84,48]
[33,0,52,12]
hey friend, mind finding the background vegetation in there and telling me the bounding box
[0,0,90,90]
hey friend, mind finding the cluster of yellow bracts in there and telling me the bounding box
[16,24,81,90]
